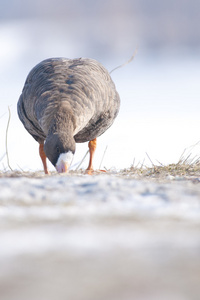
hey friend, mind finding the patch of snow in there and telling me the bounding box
[0,175,200,300]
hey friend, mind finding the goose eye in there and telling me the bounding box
[56,147,60,154]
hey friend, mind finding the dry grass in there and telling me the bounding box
[1,161,200,183]
[119,162,200,182]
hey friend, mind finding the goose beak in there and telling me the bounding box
[56,161,68,173]
[55,152,74,173]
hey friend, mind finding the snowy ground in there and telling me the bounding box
[0,172,200,300]
[0,20,200,300]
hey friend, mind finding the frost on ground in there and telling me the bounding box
[0,171,200,300]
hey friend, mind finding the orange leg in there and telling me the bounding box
[86,138,97,172]
[39,143,49,175]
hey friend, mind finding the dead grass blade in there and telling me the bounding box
[109,48,138,74]
[0,153,6,163]
[99,145,108,170]
[5,106,13,171]
[146,152,155,167]
[75,150,89,170]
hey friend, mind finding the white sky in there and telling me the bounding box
[0,17,200,172]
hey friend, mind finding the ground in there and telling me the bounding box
[0,166,200,300]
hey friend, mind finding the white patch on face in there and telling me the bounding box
[56,151,74,173]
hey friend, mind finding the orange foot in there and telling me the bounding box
[85,169,107,175]
[85,138,107,175]
[39,143,50,175]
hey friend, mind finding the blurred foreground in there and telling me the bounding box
[0,169,200,300]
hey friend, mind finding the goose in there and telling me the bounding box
[17,57,120,174]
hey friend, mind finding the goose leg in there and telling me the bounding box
[86,138,97,173]
[39,143,49,175]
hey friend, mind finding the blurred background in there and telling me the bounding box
[0,0,200,171]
